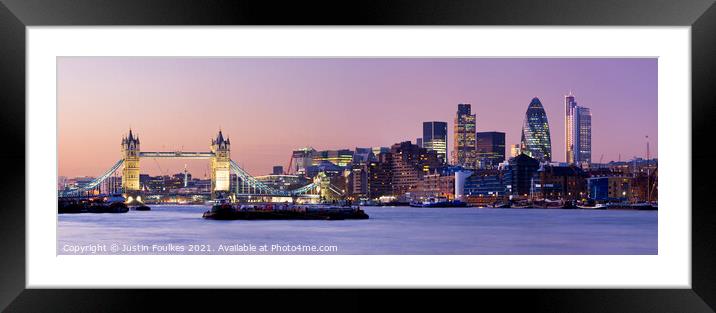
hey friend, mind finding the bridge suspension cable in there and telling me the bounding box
[59,159,124,197]
[59,158,328,198]
[229,159,319,196]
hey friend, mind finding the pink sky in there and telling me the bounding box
[58,58,657,178]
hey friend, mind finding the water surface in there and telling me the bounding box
[57,205,657,255]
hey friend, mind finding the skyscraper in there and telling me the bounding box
[565,92,592,165]
[452,103,477,167]
[574,106,592,164]
[476,131,506,168]
[565,92,577,163]
[423,121,448,164]
[520,97,552,162]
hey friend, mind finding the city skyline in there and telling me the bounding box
[58,58,657,177]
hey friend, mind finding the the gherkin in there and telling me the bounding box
[520,97,552,162]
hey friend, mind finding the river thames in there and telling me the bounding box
[57,205,657,255]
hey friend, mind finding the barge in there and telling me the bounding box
[410,197,467,208]
[58,196,129,214]
[203,202,369,220]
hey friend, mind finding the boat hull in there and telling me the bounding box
[203,206,369,220]
[58,200,128,214]
[410,200,467,208]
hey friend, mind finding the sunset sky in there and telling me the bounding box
[58,58,657,178]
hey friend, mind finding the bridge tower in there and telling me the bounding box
[315,172,333,200]
[121,129,141,193]
[210,130,231,197]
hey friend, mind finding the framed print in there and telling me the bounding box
[1,0,715,311]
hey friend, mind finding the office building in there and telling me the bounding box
[452,103,477,167]
[390,141,441,197]
[312,149,354,167]
[423,121,448,164]
[476,131,506,168]
[352,147,375,165]
[367,152,393,198]
[565,92,592,165]
[287,147,317,174]
[520,97,552,162]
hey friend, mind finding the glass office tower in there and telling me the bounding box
[476,131,506,168]
[452,103,477,168]
[423,121,448,164]
[565,92,592,165]
[574,106,592,164]
[520,97,552,162]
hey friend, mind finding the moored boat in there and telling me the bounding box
[134,205,151,211]
[202,203,369,220]
[59,196,128,214]
[490,202,511,208]
[634,203,658,210]
[410,197,467,208]
[88,201,129,213]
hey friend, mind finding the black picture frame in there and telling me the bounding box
[1,0,714,311]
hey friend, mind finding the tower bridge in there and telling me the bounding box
[138,151,215,159]
[59,129,344,200]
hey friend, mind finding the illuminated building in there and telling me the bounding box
[367,152,393,198]
[312,149,354,167]
[509,144,521,158]
[372,147,389,156]
[565,92,592,165]
[452,103,477,167]
[520,97,552,162]
[345,149,375,198]
[587,176,632,202]
[288,147,317,175]
[347,164,369,198]
[463,169,507,206]
[565,92,577,163]
[417,173,455,200]
[476,131,505,168]
[423,121,448,164]
[352,147,375,165]
[574,107,592,164]
[390,141,441,197]
[121,129,141,193]
[254,174,310,191]
[534,164,587,201]
[210,130,231,193]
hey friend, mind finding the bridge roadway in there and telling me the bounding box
[59,151,331,198]
[139,152,214,159]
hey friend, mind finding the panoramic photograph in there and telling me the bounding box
[57,57,658,255]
